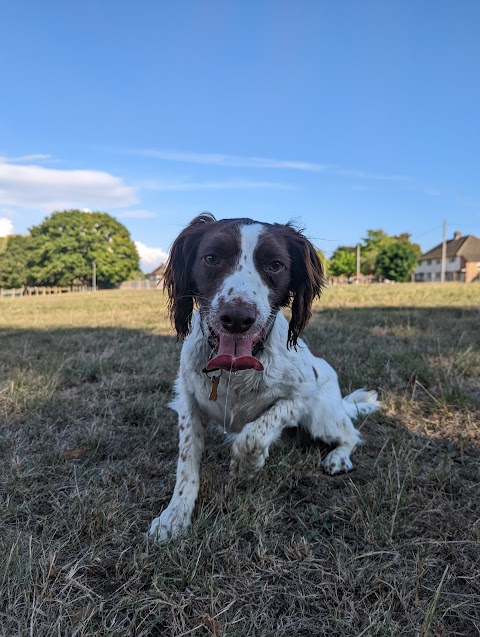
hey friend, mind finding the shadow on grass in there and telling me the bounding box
[0,306,479,636]
[308,305,480,408]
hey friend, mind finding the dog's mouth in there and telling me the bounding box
[205,331,264,372]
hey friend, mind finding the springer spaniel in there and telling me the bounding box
[149,214,380,542]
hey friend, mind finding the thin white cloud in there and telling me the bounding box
[333,168,409,182]
[142,178,295,191]
[424,187,442,197]
[0,154,52,163]
[457,196,480,209]
[126,148,327,172]
[117,209,158,219]
[122,148,409,182]
[349,184,374,192]
[0,217,14,237]
[135,241,168,272]
[0,160,137,211]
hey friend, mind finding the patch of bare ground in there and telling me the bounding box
[0,284,479,636]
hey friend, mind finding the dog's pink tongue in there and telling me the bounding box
[206,334,264,372]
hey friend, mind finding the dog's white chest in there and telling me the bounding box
[197,370,278,433]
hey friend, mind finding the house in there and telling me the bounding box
[415,232,480,283]
[147,263,166,284]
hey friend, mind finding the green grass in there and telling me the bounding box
[0,284,479,636]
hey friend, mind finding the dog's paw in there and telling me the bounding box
[230,452,266,478]
[230,436,267,479]
[322,448,354,475]
[149,500,191,543]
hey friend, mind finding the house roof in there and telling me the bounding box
[149,263,166,276]
[420,234,480,261]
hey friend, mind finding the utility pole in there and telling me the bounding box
[440,220,447,283]
[356,243,361,284]
[92,260,97,292]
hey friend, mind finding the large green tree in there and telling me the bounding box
[376,240,421,282]
[0,235,32,288]
[28,210,139,288]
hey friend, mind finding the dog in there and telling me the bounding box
[149,214,380,541]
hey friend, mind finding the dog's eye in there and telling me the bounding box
[266,260,285,273]
[203,254,219,266]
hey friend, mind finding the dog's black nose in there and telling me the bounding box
[219,308,256,333]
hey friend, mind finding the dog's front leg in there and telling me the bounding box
[149,409,205,542]
[230,398,299,478]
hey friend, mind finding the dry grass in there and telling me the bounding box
[0,283,479,636]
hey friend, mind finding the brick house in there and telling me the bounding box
[415,232,480,283]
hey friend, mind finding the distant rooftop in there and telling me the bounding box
[149,263,166,276]
[420,232,480,261]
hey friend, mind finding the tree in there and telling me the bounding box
[360,229,395,274]
[329,247,357,277]
[316,249,330,276]
[376,240,421,282]
[360,229,422,277]
[0,235,32,288]
[329,229,421,280]
[28,210,139,288]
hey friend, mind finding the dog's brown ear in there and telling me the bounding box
[283,224,325,348]
[163,213,216,337]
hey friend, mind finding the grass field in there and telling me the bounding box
[1,283,479,636]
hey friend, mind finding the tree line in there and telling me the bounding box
[0,210,140,289]
[325,229,421,282]
[1,211,422,290]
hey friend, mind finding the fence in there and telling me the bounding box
[327,275,382,285]
[0,286,90,299]
[0,281,165,298]
[119,279,163,290]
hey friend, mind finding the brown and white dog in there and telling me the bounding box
[149,214,380,541]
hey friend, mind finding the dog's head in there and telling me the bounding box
[163,214,325,366]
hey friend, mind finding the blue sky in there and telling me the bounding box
[1,1,479,270]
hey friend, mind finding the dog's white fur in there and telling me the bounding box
[149,223,380,542]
